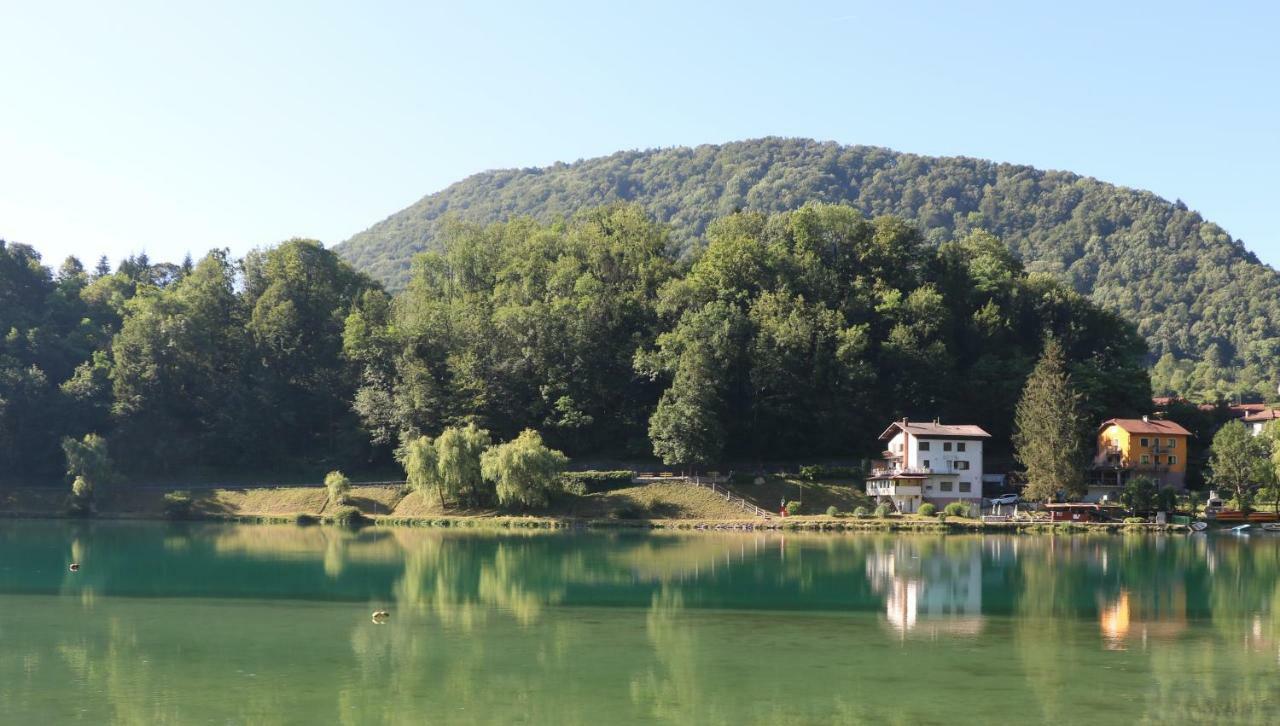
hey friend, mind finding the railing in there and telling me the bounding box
[687,477,773,518]
[869,466,931,477]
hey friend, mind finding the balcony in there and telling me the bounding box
[866,480,922,497]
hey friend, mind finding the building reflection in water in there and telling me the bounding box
[866,541,984,637]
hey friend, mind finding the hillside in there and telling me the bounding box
[337,138,1280,398]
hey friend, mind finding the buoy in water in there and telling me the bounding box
[69,563,80,572]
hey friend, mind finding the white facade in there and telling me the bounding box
[867,421,987,513]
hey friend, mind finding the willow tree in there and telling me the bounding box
[481,429,569,508]
[400,435,443,507]
[1013,339,1086,501]
[435,423,492,506]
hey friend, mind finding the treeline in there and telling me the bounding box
[340,137,1280,401]
[0,203,1152,484]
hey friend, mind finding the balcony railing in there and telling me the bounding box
[870,466,932,477]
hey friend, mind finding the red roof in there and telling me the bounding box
[1243,409,1280,423]
[1099,418,1192,436]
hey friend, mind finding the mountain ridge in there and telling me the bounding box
[336,137,1280,398]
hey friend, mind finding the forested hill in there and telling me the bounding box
[338,138,1280,399]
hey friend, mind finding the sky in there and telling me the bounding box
[1,0,1278,269]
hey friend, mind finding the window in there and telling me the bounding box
[1141,454,1150,465]
[940,481,953,492]
[922,459,930,469]
[1140,437,1149,447]
[1169,455,1178,465]
[943,442,953,452]
[957,442,966,452]
[926,485,933,490]
[919,442,930,451]
[953,461,970,470]
[959,481,971,493]
[1167,438,1176,448]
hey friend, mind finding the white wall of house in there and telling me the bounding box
[875,430,985,505]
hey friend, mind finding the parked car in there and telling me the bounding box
[989,493,1020,506]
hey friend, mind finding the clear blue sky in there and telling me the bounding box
[2,1,1277,268]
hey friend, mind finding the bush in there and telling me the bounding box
[943,502,970,517]
[67,475,94,516]
[325,470,352,507]
[559,470,635,494]
[1123,516,1147,524]
[785,501,802,516]
[853,506,869,518]
[294,513,319,526]
[874,504,891,518]
[826,505,840,517]
[918,503,937,517]
[330,506,365,527]
[163,490,193,519]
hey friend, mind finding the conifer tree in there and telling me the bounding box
[1013,339,1086,501]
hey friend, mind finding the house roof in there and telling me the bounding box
[1099,418,1192,436]
[1243,408,1280,423]
[878,420,991,441]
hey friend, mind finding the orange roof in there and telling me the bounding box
[1100,418,1191,436]
[1243,409,1280,423]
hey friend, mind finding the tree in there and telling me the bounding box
[1013,339,1086,501]
[400,435,443,507]
[324,470,351,507]
[480,429,569,508]
[1120,476,1157,514]
[1208,420,1269,511]
[62,433,114,511]
[435,423,492,506]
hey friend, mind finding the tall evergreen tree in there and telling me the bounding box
[1013,339,1086,501]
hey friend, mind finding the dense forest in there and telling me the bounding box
[0,204,1152,484]
[339,138,1280,400]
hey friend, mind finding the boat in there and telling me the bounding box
[1189,521,1208,532]
[1262,523,1280,533]
[1229,524,1251,534]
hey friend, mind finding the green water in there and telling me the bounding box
[1,522,1278,725]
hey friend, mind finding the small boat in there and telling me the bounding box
[68,563,80,572]
[1189,521,1208,532]
[1262,523,1280,533]
[1230,524,1252,534]
[371,610,390,624]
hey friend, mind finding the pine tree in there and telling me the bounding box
[1013,339,1086,501]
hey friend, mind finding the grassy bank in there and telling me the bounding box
[0,481,1192,534]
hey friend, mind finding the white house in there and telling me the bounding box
[866,419,989,513]
[1243,408,1280,436]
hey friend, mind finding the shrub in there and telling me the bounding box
[826,505,840,517]
[1123,516,1147,524]
[163,490,193,519]
[853,506,869,518]
[558,470,634,494]
[67,475,94,516]
[325,471,352,507]
[294,513,319,526]
[943,502,969,517]
[874,504,891,518]
[918,503,937,517]
[785,501,802,516]
[331,506,365,527]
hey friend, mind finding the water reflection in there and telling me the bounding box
[1,522,1280,723]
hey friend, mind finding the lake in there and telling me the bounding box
[0,521,1277,724]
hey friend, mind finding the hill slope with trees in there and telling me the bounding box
[338,138,1280,399]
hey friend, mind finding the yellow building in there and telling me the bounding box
[1093,416,1191,491]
